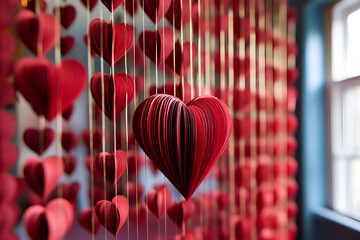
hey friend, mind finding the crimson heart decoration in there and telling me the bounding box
[62,104,74,120]
[95,150,127,185]
[23,128,55,155]
[101,0,125,12]
[129,202,146,225]
[133,94,232,199]
[165,0,192,31]
[89,19,133,66]
[80,0,98,11]
[0,32,16,56]
[78,207,101,234]
[15,10,61,56]
[135,75,145,95]
[47,182,80,210]
[174,231,195,240]
[127,151,144,175]
[215,191,229,210]
[59,5,76,29]
[23,156,64,198]
[24,198,74,240]
[82,127,103,152]
[83,35,97,56]
[164,41,198,76]
[146,184,172,218]
[25,0,47,12]
[230,216,251,240]
[90,72,135,121]
[288,201,298,219]
[127,182,144,203]
[0,141,18,173]
[139,0,172,23]
[149,82,199,104]
[63,155,77,175]
[126,0,138,16]
[60,36,75,56]
[95,195,128,236]
[0,111,16,140]
[0,174,18,205]
[0,0,17,30]
[139,28,175,65]
[0,204,20,234]
[15,57,87,121]
[167,200,196,228]
[61,130,78,152]
[0,80,16,108]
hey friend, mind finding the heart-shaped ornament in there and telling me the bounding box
[90,72,134,121]
[164,41,198,76]
[133,94,231,199]
[78,207,101,235]
[95,150,127,185]
[140,0,172,23]
[101,0,124,12]
[129,202,146,225]
[95,195,128,236]
[23,128,55,155]
[60,36,75,56]
[59,5,76,29]
[61,130,78,152]
[23,156,64,198]
[146,184,172,218]
[63,155,77,175]
[0,141,18,173]
[167,200,196,228]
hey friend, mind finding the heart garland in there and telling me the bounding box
[24,198,74,240]
[14,57,87,121]
[23,128,55,155]
[15,9,61,56]
[95,195,128,236]
[133,94,232,199]
[90,72,135,121]
[23,156,64,199]
[139,0,172,23]
[89,19,133,66]
[95,150,127,185]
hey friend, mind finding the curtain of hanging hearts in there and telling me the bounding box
[0,0,299,239]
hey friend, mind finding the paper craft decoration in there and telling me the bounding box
[23,128,55,155]
[14,57,87,121]
[146,184,172,218]
[95,150,127,185]
[139,0,171,23]
[78,207,101,234]
[101,0,124,12]
[63,155,77,175]
[0,141,18,173]
[167,200,196,228]
[61,130,78,152]
[60,36,75,56]
[164,41,198,76]
[59,5,76,29]
[133,94,232,199]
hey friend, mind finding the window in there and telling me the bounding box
[328,0,360,221]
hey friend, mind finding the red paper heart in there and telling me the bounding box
[95,195,128,236]
[63,155,77,175]
[15,10,61,56]
[89,19,133,66]
[59,5,76,29]
[133,94,231,199]
[174,231,196,240]
[47,182,80,205]
[24,0,47,12]
[80,0,99,11]
[24,198,74,240]
[60,36,75,56]
[85,156,103,180]
[62,104,74,120]
[167,200,196,228]
[0,80,16,108]
[139,0,171,23]
[78,207,101,234]
[0,203,21,233]
[288,201,298,219]
[146,184,172,218]
[129,202,146,225]
[130,45,144,68]
[0,32,16,56]
[15,57,87,121]
[164,41,198,76]
[0,0,17,30]
[139,28,175,65]
[95,150,127,185]
[0,111,16,140]
[230,216,251,240]
[165,0,192,30]
[0,174,18,205]
[90,72,135,121]
[101,0,125,12]
[82,127,103,152]
[23,156,64,198]
[127,182,144,203]
[0,141,18,173]
[61,130,78,152]
[23,128,55,155]
[126,0,138,16]
[127,151,144,175]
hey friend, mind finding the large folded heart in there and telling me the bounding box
[146,184,172,218]
[23,128,55,155]
[133,94,232,199]
[164,41,198,76]
[14,57,87,121]
[101,0,125,12]
[125,0,138,16]
[24,198,74,240]
[78,207,101,234]
[59,5,76,29]
[167,200,196,228]
[80,0,98,11]
[138,28,174,65]
[23,156,64,198]
[90,72,135,121]
[139,0,172,23]
[0,141,18,173]
[60,36,75,56]
[89,19,133,66]
[15,9,61,56]
[95,195,128,236]
[95,150,127,185]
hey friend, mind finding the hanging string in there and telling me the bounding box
[162,1,167,239]
[189,0,194,99]
[180,0,184,101]
[197,0,201,97]
[173,0,176,99]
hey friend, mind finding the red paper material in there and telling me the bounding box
[95,150,127,185]
[0,141,18,173]
[23,128,54,155]
[59,5,76,29]
[167,200,195,228]
[129,202,147,225]
[80,0,98,11]
[60,36,75,56]
[63,155,77,175]
[61,130,78,152]
[139,0,172,23]
[101,0,125,12]
[78,207,101,234]
[146,184,172,218]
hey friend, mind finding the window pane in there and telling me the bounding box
[346,8,360,78]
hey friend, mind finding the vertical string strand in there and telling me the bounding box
[189,0,194,99]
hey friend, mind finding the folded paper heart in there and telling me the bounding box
[0,33,16,56]
[146,184,172,218]
[89,19,133,66]
[61,130,78,152]
[95,195,128,236]
[95,150,127,185]
[167,200,196,228]
[82,127,103,152]
[0,0,18,30]
[15,57,87,121]
[0,141,18,173]
[140,0,172,23]
[165,0,193,31]
[85,156,102,179]
[129,202,146,225]
[23,128,55,155]
[24,198,74,240]
[15,10,61,56]
[78,207,101,235]
[164,41,198,76]
[47,182,80,209]
[127,182,144,203]
[127,151,144,175]
[80,0,98,11]
[63,155,77,175]
[59,5,76,29]
[62,104,74,120]
[60,36,75,56]
[133,94,232,199]
[139,28,174,65]
[101,0,124,12]
[0,203,20,233]
[90,72,135,121]
[23,156,64,198]
[0,174,18,205]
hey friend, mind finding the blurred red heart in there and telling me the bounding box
[47,182,80,211]
[147,184,172,218]
[126,0,138,16]
[89,19,133,66]
[90,72,134,121]
[61,130,78,152]
[288,201,298,219]
[216,191,229,210]
[85,156,102,179]
[23,128,55,155]
[230,216,251,240]
[140,0,171,23]
[24,0,47,12]
[62,104,74,120]
[0,141,18,173]
[0,0,18,30]
[95,150,127,185]
[0,174,18,205]
[60,36,75,56]
[127,151,144,175]
[82,127,103,152]
[15,10,61,56]
[164,41,198,76]
[0,33,16,56]
[167,200,195,228]
[23,156,64,198]
[165,0,193,31]
[95,195,128,236]
[24,198,74,240]
[127,182,144,204]
[63,155,77,175]
[80,0,98,11]
[129,202,146,225]
[0,80,15,108]
[101,0,125,12]
[173,230,196,240]
[15,57,87,121]
[0,111,16,140]
[59,5,76,29]
[78,207,101,234]
[0,203,21,233]
[83,35,97,56]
